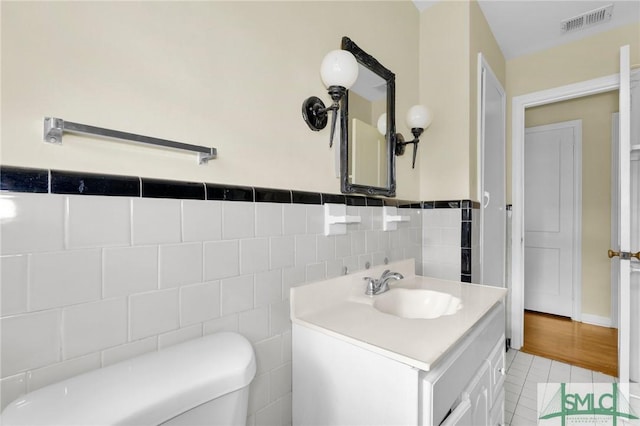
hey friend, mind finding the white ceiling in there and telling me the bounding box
[413,0,640,60]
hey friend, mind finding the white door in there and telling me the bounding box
[524,121,580,317]
[478,54,506,287]
[630,64,640,385]
[630,148,639,383]
[611,45,634,384]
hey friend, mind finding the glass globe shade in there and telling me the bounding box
[377,113,387,136]
[406,105,432,129]
[320,50,359,89]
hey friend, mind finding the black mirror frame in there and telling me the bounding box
[340,36,396,197]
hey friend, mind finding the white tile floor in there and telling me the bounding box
[504,349,623,425]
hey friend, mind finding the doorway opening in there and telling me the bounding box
[510,72,621,354]
[511,59,638,384]
[518,94,618,375]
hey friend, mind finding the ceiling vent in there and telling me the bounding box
[561,4,613,33]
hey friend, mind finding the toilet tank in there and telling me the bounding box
[1,332,256,425]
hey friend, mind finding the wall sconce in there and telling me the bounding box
[302,50,359,147]
[394,105,432,169]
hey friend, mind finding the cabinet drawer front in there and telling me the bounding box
[490,388,505,426]
[488,335,506,403]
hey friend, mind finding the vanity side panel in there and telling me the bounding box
[292,324,419,426]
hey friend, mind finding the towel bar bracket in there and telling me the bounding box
[44,117,64,145]
[43,117,217,165]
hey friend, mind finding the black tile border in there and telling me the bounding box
[461,248,471,275]
[205,184,254,202]
[2,166,434,208]
[434,200,460,209]
[51,170,140,197]
[346,195,366,206]
[321,193,346,205]
[0,166,49,193]
[142,178,205,200]
[365,197,383,207]
[0,167,489,211]
[255,187,291,204]
[292,191,321,205]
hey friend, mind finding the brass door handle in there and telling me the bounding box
[608,249,640,260]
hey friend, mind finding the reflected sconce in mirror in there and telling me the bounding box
[393,105,432,169]
[302,50,359,147]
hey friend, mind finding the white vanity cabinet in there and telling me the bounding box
[290,260,507,426]
[293,302,506,426]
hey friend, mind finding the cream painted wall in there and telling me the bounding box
[1,1,421,199]
[525,92,618,319]
[417,0,504,202]
[506,23,640,202]
[418,1,470,201]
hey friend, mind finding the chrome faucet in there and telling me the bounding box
[363,269,404,295]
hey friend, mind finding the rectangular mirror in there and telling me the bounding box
[340,36,396,197]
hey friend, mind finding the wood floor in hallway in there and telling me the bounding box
[520,310,618,377]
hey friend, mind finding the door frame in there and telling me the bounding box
[477,52,506,285]
[510,73,619,350]
[523,119,582,319]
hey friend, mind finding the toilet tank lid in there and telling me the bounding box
[1,332,256,425]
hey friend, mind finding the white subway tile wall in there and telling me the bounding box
[0,192,424,425]
[1,255,28,315]
[66,195,131,249]
[103,245,159,298]
[181,199,222,242]
[62,298,128,358]
[421,208,463,280]
[29,249,102,311]
[0,194,66,254]
[158,243,203,288]
[131,198,182,245]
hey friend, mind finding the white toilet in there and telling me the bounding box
[1,332,256,425]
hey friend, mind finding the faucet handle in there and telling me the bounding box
[379,269,391,278]
[363,277,376,295]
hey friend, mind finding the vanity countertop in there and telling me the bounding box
[290,259,507,371]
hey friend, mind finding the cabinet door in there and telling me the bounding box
[466,361,491,426]
[441,398,472,426]
[490,389,505,426]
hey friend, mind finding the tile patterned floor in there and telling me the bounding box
[504,349,630,425]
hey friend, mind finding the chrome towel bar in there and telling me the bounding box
[43,117,217,164]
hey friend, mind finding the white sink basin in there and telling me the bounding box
[373,288,463,319]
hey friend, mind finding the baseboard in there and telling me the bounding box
[581,313,613,328]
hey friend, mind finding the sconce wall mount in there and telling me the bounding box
[393,105,432,169]
[302,50,358,148]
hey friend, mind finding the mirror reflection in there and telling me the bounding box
[340,37,396,197]
[348,65,388,187]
